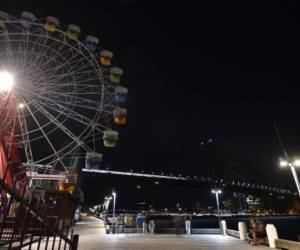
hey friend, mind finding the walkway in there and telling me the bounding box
[73,216,270,250]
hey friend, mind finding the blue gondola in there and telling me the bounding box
[85,36,99,53]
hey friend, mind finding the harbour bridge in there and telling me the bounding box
[81,168,295,196]
[81,143,297,197]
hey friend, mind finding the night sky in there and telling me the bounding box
[3,1,300,203]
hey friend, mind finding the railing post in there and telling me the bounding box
[220,220,227,235]
[266,224,278,248]
[238,222,247,240]
[72,234,79,250]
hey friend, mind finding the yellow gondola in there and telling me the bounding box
[110,67,124,84]
[58,183,76,193]
[103,130,119,147]
[100,50,113,66]
[113,108,127,125]
[45,16,60,32]
[67,24,81,40]
[0,11,9,28]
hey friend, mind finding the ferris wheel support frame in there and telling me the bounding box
[0,128,22,193]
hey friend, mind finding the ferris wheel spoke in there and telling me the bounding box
[14,76,103,109]
[24,102,68,170]
[45,143,87,167]
[26,89,110,131]
[24,27,47,60]
[2,30,15,70]
[29,122,93,166]
[33,59,83,86]
[14,44,25,70]
[47,91,115,114]
[2,38,102,95]
[33,145,82,166]
[50,52,100,81]
[17,105,34,162]
[18,28,34,69]
[49,97,102,111]
[0,39,52,82]
[45,69,97,79]
[34,39,93,76]
[43,90,106,110]
[41,69,100,87]
[41,56,94,82]
[44,100,110,132]
[8,37,77,82]
[32,79,103,93]
[34,44,76,77]
[1,42,27,73]
[22,44,78,82]
[22,30,68,68]
[36,33,67,60]
[30,99,93,153]
[48,93,117,113]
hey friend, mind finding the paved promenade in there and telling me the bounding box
[73,216,270,250]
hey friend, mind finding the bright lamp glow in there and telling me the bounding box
[0,71,14,91]
[18,103,25,109]
[212,189,222,194]
[294,159,300,167]
[279,160,288,167]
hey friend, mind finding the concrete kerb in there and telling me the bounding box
[266,224,278,248]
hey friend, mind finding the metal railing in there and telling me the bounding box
[0,165,79,249]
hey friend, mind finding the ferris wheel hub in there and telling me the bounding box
[0,71,14,91]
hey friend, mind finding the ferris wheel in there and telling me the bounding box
[0,11,128,173]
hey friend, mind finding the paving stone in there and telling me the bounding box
[73,216,270,250]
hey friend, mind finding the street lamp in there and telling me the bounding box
[0,71,14,92]
[279,157,300,196]
[104,196,112,213]
[112,190,117,233]
[212,189,222,228]
[18,103,25,109]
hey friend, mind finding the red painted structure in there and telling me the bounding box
[0,93,25,195]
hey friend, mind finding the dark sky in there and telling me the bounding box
[3,0,300,191]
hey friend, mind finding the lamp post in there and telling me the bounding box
[112,190,117,233]
[104,196,112,213]
[279,157,300,196]
[212,189,222,228]
[0,71,14,92]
